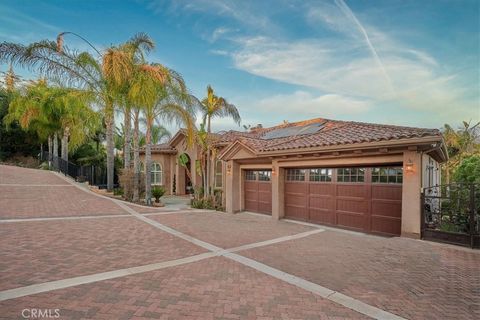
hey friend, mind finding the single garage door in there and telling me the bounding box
[244,170,272,215]
[284,167,402,236]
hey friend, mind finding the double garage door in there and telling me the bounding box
[284,167,403,236]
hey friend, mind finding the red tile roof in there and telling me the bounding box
[216,118,441,153]
[147,118,442,155]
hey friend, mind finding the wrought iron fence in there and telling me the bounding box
[39,151,117,189]
[422,183,479,248]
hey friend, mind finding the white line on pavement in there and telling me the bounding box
[0,252,216,302]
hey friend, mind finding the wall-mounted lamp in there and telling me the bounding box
[272,167,276,176]
[226,164,232,175]
[405,159,414,173]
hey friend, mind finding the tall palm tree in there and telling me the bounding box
[200,85,240,195]
[0,33,152,191]
[129,63,196,205]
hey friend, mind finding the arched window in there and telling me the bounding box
[151,162,163,185]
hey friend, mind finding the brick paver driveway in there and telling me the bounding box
[0,164,478,320]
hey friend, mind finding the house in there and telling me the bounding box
[140,117,447,239]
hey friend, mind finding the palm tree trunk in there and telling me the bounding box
[53,132,59,170]
[133,109,140,203]
[124,105,132,169]
[48,135,53,168]
[206,116,212,197]
[145,117,153,205]
[105,101,115,191]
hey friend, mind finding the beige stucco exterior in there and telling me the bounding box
[140,128,446,238]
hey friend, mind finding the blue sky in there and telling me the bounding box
[1,0,479,132]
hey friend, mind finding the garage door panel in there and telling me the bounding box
[285,205,308,220]
[336,199,367,214]
[309,209,335,225]
[337,184,366,198]
[372,185,402,201]
[337,212,365,230]
[309,196,333,211]
[285,182,307,193]
[258,202,272,214]
[309,183,334,196]
[372,201,401,218]
[371,217,401,235]
[285,193,306,207]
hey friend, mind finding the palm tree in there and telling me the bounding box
[139,124,171,146]
[0,33,152,191]
[5,80,98,166]
[129,63,196,205]
[200,85,240,195]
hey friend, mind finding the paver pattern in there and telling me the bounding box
[0,185,129,218]
[1,164,479,320]
[0,217,206,290]
[0,165,68,185]
[151,211,314,248]
[0,257,369,320]
[241,229,480,320]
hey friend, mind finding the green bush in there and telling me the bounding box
[113,188,124,196]
[453,155,480,183]
[152,186,166,203]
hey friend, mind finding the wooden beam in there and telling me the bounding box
[353,150,362,154]
[407,146,418,151]
[332,151,340,156]
[379,148,388,153]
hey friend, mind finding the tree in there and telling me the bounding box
[442,121,480,183]
[0,69,39,160]
[453,155,480,184]
[0,33,152,191]
[200,85,240,195]
[129,65,195,205]
[139,124,171,146]
[5,79,98,165]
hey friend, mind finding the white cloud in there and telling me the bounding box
[257,91,371,117]
[210,27,232,43]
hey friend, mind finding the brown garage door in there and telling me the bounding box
[244,170,272,215]
[285,167,402,236]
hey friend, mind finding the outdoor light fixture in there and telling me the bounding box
[272,167,276,176]
[405,159,414,173]
[226,164,232,175]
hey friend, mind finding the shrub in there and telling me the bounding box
[113,188,124,196]
[453,155,480,184]
[191,189,224,211]
[152,186,166,203]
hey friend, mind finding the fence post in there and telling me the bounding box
[420,190,425,240]
[470,184,476,248]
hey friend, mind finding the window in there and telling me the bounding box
[245,170,256,181]
[309,168,332,182]
[337,168,365,183]
[372,167,403,184]
[258,170,271,181]
[214,160,223,188]
[286,169,306,181]
[151,162,163,185]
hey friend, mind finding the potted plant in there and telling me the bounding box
[151,186,165,206]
